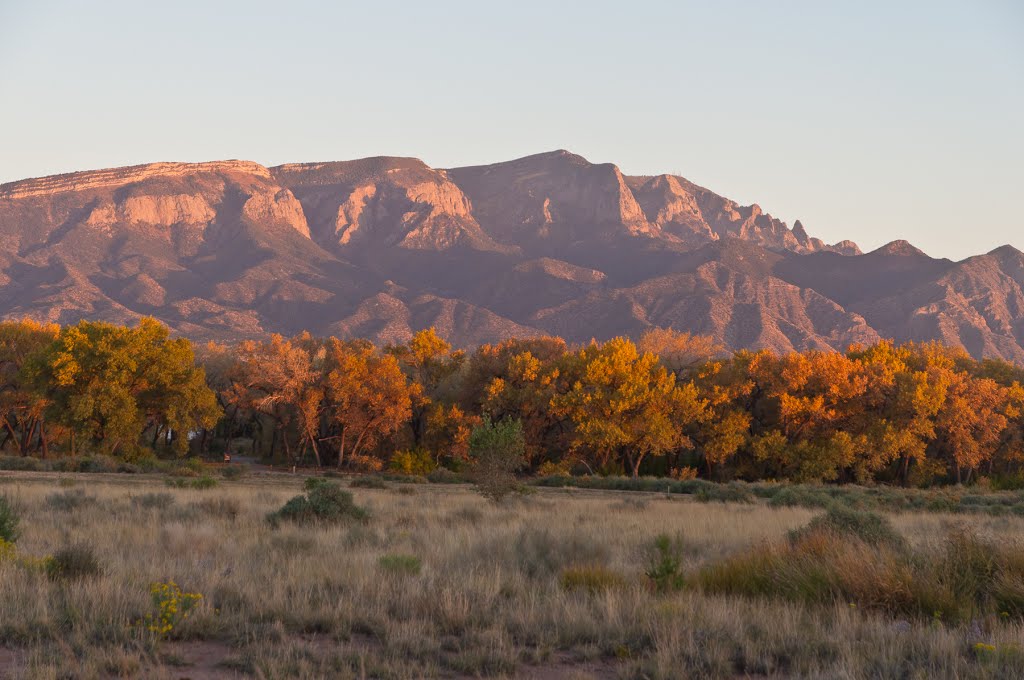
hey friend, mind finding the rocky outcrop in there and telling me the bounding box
[272,158,508,252]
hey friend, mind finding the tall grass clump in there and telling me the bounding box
[699,507,1024,622]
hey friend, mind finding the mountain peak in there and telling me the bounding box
[871,240,927,257]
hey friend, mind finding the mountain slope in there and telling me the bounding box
[0,151,1021,360]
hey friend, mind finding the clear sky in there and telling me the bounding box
[1,1,1021,260]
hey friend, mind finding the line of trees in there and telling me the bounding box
[2,318,1023,486]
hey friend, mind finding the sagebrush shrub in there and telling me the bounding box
[791,505,905,549]
[350,476,387,489]
[45,544,102,581]
[221,465,247,480]
[131,492,176,510]
[268,482,368,526]
[45,488,97,512]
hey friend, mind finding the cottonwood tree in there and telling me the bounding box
[0,320,59,456]
[27,318,219,457]
[554,337,707,477]
[325,339,413,469]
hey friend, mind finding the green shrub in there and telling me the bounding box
[303,477,331,491]
[378,553,422,576]
[268,483,369,526]
[469,417,526,502]
[350,476,387,490]
[766,486,834,509]
[165,475,218,490]
[45,489,97,512]
[646,534,686,593]
[45,544,102,581]
[221,465,247,480]
[694,482,754,504]
[560,565,625,593]
[0,456,45,472]
[0,495,19,543]
[791,505,905,549]
[426,468,467,484]
[191,475,218,489]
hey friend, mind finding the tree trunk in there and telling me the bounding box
[336,430,347,469]
[309,435,322,469]
[38,420,48,459]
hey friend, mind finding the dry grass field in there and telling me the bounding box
[1,471,1024,679]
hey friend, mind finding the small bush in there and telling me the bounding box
[0,456,45,472]
[560,565,625,593]
[695,482,754,504]
[791,505,905,549]
[131,493,176,510]
[45,489,97,512]
[191,475,218,489]
[268,483,369,526]
[303,477,332,492]
[469,417,526,502]
[45,544,102,581]
[221,465,247,481]
[165,475,218,490]
[350,476,387,490]
[0,495,19,543]
[646,534,686,593]
[378,553,422,576]
[426,468,467,484]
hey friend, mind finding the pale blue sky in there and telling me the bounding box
[1,1,1021,259]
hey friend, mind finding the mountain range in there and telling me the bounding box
[1,150,1022,361]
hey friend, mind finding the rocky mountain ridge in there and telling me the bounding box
[0,150,1021,361]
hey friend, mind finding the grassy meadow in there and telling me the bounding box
[2,471,1024,679]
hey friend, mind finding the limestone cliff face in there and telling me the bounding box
[447,150,657,247]
[0,160,272,200]
[85,194,218,231]
[271,158,506,252]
